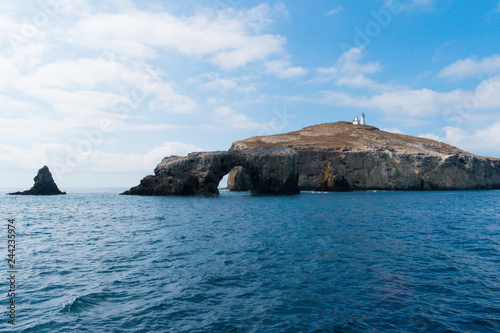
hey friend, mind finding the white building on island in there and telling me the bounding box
[353,113,366,125]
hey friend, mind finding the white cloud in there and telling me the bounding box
[383,0,434,11]
[26,58,146,89]
[213,106,291,132]
[143,142,203,166]
[28,88,123,119]
[199,77,238,92]
[214,106,264,129]
[437,55,500,80]
[0,141,203,176]
[326,6,344,16]
[368,89,463,117]
[265,60,306,79]
[302,54,500,120]
[0,54,198,139]
[67,5,287,69]
[419,132,441,141]
[0,2,298,161]
[122,123,183,132]
[193,72,260,95]
[0,57,21,90]
[335,47,382,75]
[0,94,35,116]
[0,144,47,171]
[86,142,203,173]
[314,47,393,90]
[149,83,199,114]
[0,13,25,40]
[307,87,494,119]
[420,122,500,155]
[0,2,252,188]
[335,75,380,89]
[381,128,404,134]
[230,2,290,32]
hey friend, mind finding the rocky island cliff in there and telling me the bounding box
[123,121,500,196]
[230,121,500,191]
[122,146,299,196]
[9,166,66,195]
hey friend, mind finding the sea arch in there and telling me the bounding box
[122,146,300,196]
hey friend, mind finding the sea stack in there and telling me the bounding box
[9,166,66,195]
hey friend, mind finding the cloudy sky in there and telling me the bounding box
[1,0,500,188]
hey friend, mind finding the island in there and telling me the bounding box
[123,121,500,196]
[8,166,66,195]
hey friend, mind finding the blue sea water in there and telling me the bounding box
[0,189,499,332]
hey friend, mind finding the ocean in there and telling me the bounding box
[1,189,499,332]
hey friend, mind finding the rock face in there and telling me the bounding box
[122,146,299,196]
[227,166,252,191]
[9,166,66,195]
[230,122,500,191]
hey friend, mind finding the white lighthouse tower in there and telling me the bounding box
[360,113,366,125]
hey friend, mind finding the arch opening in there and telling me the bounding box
[216,165,252,192]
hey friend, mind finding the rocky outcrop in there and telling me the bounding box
[227,166,252,191]
[318,161,350,191]
[9,166,66,195]
[122,146,299,196]
[230,122,500,191]
[294,149,500,191]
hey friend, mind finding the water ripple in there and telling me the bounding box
[0,190,499,332]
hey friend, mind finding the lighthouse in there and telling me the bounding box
[352,113,367,125]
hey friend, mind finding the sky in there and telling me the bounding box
[1,0,500,189]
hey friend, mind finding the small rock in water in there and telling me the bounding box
[8,166,66,195]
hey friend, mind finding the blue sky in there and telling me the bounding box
[1,0,500,188]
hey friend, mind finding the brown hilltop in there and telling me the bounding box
[230,121,465,155]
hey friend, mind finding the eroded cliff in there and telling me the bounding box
[123,146,299,196]
[229,122,500,191]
